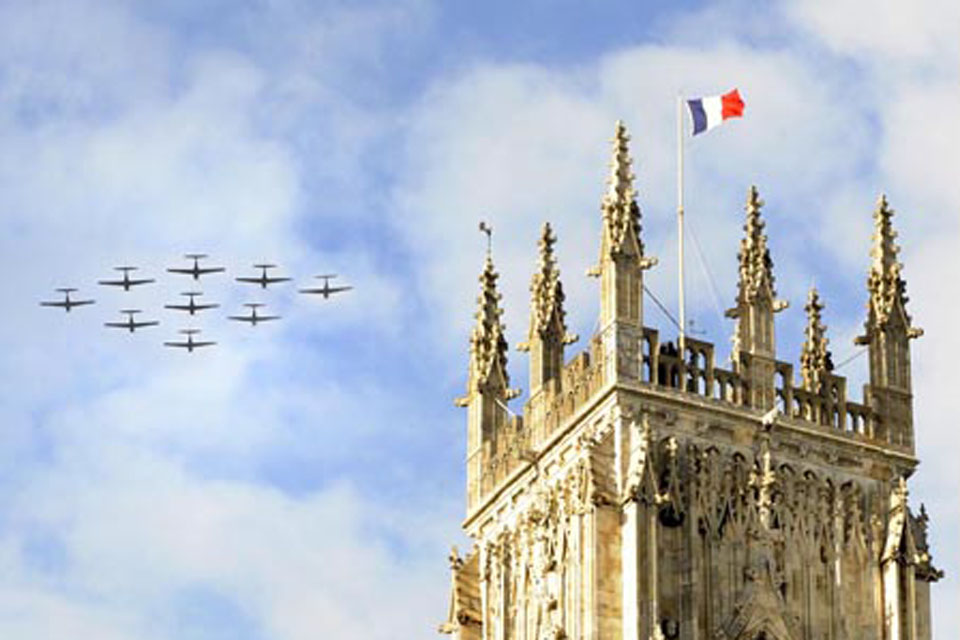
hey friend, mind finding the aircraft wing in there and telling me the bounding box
[265,277,291,284]
[128,278,155,286]
[196,267,225,275]
[164,341,189,348]
[166,268,193,275]
[327,285,353,294]
[228,315,255,323]
[105,321,130,329]
[192,341,216,348]
[98,279,125,286]
[165,304,192,311]
[72,300,96,306]
[132,321,159,329]
[194,303,220,311]
[235,277,262,284]
[258,315,280,322]
[40,301,68,308]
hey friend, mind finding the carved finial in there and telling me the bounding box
[800,286,834,392]
[750,442,776,530]
[857,195,922,343]
[890,475,909,512]
[448,545,463,570]
[597,121,654,266]
[734,185,784,309]
[520,222,578,351]
[465,251,513,397]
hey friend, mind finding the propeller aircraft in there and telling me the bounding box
[164,329,216,352]
[167,254,226,280]
[164,292,220,315]
[228,303,280,326]
[105,309,159,333]
[236,264,291,289]
[40,288,95,312]
[299,274,353,299]
[98,266,155,290]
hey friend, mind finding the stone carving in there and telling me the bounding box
[799,287,833,393]
[443,124,939,640]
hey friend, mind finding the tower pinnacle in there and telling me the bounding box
[732,186,785,309]
[520,222,577,349]
[519,222,577,394]
[858,195,922,340]
[800,286,833,392]
[464,254,515,398]
[597,121,654,264]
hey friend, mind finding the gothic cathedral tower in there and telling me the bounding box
[441,123,940,640]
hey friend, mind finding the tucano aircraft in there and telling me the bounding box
[164,329,215,352]
[98,266,155,291]
[236,264,292,289]
[167,254,226,280]
[164,292,219,316]
[298,274,353,299]
[40,288,95,312]
[228,303,280,326]
[105,309,159,333]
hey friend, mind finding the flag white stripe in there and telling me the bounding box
[702,95,723,132]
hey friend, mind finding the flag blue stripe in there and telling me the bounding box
[687,99,707,135]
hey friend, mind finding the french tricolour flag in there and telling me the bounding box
[687,89,744,136]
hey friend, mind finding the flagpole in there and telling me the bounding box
[677,94,686,359]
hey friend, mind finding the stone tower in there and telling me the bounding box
[440,123,941,640]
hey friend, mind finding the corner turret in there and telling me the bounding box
[456,250,520,511]
[856,195,921,448]
[590,121,656,381]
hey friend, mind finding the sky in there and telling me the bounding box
[0,0,956,638]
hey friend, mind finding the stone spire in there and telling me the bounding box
[456,247,519,512]
[465,254,515,397]
[800,287,833,393]
[856,196,920,447]
[599,121,646,260]
[733,186,784,309]
[524,222,575,345]
[727,186,787,409]
[858,195,923,341]
[519,223,577,394]
[591,121,655,383]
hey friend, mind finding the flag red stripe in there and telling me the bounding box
[721,89,744,119]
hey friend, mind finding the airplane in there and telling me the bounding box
[235,264,292,289]
[167,254,226,280]
[98,266,155,290]
[164,292,219,315]
[228,303,280,326]
[298,274,353,299]
[40,288,95,312]
[105,309,159,333]
[164,329,216,352]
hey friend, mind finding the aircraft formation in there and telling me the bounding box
[40,254,353,353]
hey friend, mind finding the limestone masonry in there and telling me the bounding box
[440,122,941,640]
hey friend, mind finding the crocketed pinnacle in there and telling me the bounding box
[736,185,778,305]
[524,222,575,345]
[863,195,920,336]
[600,121,645,258]
[800,287,833,392]
[468,254,511,394]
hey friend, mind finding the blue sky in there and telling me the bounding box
[0,1,956,638]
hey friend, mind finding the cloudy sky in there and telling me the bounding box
[0,0,956,637]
